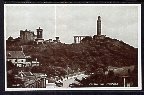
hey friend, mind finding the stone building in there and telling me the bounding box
[7,51,27,67]
[20,29,36,43]
[20,27,44,44]
[15,71,47,88]
[6,50,39,67]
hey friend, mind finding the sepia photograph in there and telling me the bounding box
[4,4,141,91]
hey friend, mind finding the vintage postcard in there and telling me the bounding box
[4,4,141,91]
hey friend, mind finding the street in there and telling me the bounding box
[46,73,88,88]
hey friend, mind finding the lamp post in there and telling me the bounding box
[36,58,37,66]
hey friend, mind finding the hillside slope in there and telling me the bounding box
[7,36,137,76]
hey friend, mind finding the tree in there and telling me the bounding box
[7,36,13,41]
[108,70,114,77]
[7,61,16,72]
[7,61,21,88]
[31,66,41,73]
[81,36,92,42]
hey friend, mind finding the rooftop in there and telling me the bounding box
[7,51,26,58]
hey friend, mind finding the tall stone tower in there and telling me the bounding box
[37,27,43,39]
[35,27,44,44]
[97,16,101,36]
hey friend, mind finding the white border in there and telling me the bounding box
[4,4,142,91]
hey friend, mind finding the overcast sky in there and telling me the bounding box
[5,4,140,47]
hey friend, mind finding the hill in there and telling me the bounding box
[6,36,137,77]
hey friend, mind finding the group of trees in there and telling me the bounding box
[7,61,24,88]
[7,36,138,82]
[75,67,138,87]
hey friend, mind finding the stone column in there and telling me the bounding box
[80,37,82,43]
[78,37,80,43]
[74,36,76,43]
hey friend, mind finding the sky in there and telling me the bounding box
[5,4,140,47]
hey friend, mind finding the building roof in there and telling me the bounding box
[15,71,47,87]
[23,71,34,76]
[7,51,26,58]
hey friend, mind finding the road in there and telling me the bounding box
[46,73,88,88]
